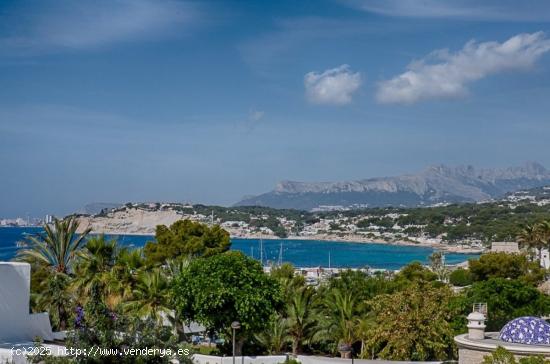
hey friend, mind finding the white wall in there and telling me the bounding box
[0,262,54,344]
[541,248,550,269]
[192,354,442,364]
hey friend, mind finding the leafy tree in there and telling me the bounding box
[468,253,545,285]
[392,262,437,289]
[449,268,473,287]
[172,251,283,355]
[364,283,458,361]
[464,278,550,331]
[17,217,91,273]
[144,220,230,265]
[325,269,394,303]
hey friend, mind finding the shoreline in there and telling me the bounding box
[231,233,484,254]
[81,228,484,255]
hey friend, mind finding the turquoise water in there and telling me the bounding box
[0,227,478,269]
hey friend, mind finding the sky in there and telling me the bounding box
[1,0,550,217]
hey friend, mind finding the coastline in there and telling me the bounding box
[232,233,484,254]
[81,226,484,254]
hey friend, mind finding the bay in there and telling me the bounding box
[0,227,478,269]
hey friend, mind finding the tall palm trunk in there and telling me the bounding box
[292,336,302,356]
[58,304,67,331]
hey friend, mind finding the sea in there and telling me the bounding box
[0,227,478,270]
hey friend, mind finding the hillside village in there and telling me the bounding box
[72,186,550,253]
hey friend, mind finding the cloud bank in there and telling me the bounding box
[0,0,197,54]
[347,0,550,21]
[377,32,550,104]
[305,65,361,105]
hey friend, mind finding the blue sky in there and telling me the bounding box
[1,0,550,217]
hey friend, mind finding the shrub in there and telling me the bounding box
[449,268,473,287]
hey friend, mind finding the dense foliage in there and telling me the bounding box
[16,216,550,362]
[172,251,283,354]
[463,278,550,331]
[468,252,546,284]
[449,268,473,287]
[144,219,230,264]
[365,283,459,361]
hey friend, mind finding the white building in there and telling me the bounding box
[541,248,550,269]
[490,242,520,254]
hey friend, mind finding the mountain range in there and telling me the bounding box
[235,162,550,211]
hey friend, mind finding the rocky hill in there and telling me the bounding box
[235,162,550,210]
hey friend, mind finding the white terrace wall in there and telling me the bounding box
[192,354,442,364]
[0,262,54,344]
[192,354,287,364]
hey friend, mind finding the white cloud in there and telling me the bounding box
[377,32,550,104]
[304,65,362,105]
[0,0,197,54]
[248,109,265,123]
[347,0,550,21]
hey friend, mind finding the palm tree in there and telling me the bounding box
[110,247,145,305]
[286,286,319,355]
[17,217,91,273]
[322,289,360,358]
[535,221,550,268]
[72,236,119,307]
[517,223,541,257]
[165,256,191,280]
[124,269,172,325]
[16,217,90,331]
[34,272,74,330]
[255,314,290,354]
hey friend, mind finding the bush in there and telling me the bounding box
[449,268,473,287]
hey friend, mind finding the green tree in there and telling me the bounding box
[518,224,543,260]
[325,269,394,303]
[449,268,473,287]
[392,262,437,289]
[286,286,319,355]
[468,253,545,285]
[72,236,119,308]
[124,269,172,325]
[144,220,230,265]
[254,314,289,354]
[270,263,306,300]
[34,272,74,331]
[322,289,360,358]
[464,278,550,331]
[108,248,145,308]
[172,251,283,355]
[364,283,458,361]
[17,217,91,273]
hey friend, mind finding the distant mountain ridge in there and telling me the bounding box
[235,162,550,210]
